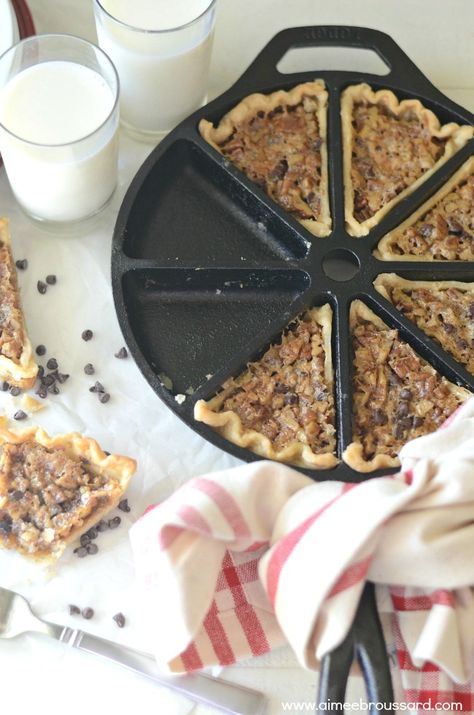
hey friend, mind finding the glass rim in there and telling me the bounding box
[0,33,120,148]
[93,0,217,35]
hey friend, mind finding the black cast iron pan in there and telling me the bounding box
[112,26,474,710]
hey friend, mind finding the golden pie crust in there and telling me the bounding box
[194,305,338,469]
[342,84,474,237]
[0,218,37,388]
[0,420,136,561]
[375,158,474,260]
[199,81,331,237]
[374,273,474,374]
[343,300,470,472]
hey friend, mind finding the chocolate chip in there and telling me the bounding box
[37,366,45,378]
[86,543,98,555]
[82,329,93,341]
[99,392,110,404]
[82,607,94,619]
[0,514,12,533]
[372,408,387,425]
[442,322,455,334]
[9,385,21,396]
[469,303,474,320]
[35,345,46,356]
[86,528,98,540]
[118,499,130,513]
[42,374,55,387]
[113,612,126,628]
[399,389,412,401]
[15,259,28,270]
[394,423,405,440]
[397,402,409,418]
[13,410,27,421]
[456,338,468,350]
[388,370,401,387]
[274,382,288,394]
[89,381,104,393]
[447,217,463,234]
[56,373,69,384]
[412,416,424,429]
[419,223,434,238]
[76,547,88,558]
[284,393,298,406]
[96,520,109,532]
[1,381,9,392]
[84,363,95,375]
[10,490,24,501]
[114,347,128,359]
[108,516,121,529]
[46,274,57,285]
[68,604,80,615]
[46,358,58,370]
[37,280,47,295]
[36,387,48,399]
[48,384,60,395]
[80,534,90,547]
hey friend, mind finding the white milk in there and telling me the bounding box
[0,61,118,222]
[95,0,215,135]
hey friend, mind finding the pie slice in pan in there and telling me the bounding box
[375,158,474,260]
[341,84,474,237]
[0,421,136,561]
[199,81,331,237]
[194,305,338,469]
[343,300,471,472]
[374,273,474,374]
[0,218,37,388]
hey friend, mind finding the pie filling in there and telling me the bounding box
[213,313,336,457]
[351,307,468,463]
[351,102,446,223]
[217,96,325,223]
[381,174,474,260]
[0,239,28,363]
[0,441,121,556]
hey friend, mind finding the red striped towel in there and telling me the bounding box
[130,398,474,710]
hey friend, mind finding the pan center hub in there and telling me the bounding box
[322,248,360,282]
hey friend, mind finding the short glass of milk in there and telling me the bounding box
[93,0,217,140]
[0,34,119,225]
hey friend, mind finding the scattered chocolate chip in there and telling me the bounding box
[10,490,24,501]
[284,393,298,406]
[399,389,412,401]
[456,338,468,350]
[372,408,387,426]
[96,520,109,532]
[108,516,121,529]
[80,534,90,547]
[412,416,424,429]
[82,329,93,341]
[13,410,27,421]
[419,223,434,238]
[76,546,88,558]
[86,542,99,555]
[114,347,128,359]
[118,499,130,513]
[86,528,98,540]
[1,381,9,392]
[46,274,57,285]
[46,358,58,370]
[388,370,401,387]
[57,372,70,384]
[42,374,55,387]
[15,259,28,270]
[0,514,12,533]
[99,392,110,404]
[442,322,455,334]
[447,217,463,235]
[37,366,45,378]
[9,385,21,397]
[84,363,95,375]
[36,387,48,399]
[82,607,94,619]
[48,384,60,395]
[37,280,47,295]
[35,344,46,356]
[397,402,409,418]
[274,382,288,394]
[68,604,80,615]
[394,423,405,440]
[89,381,104,393]
[113,612,126,628]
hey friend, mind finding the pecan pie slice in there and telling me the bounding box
[376,158,474,260]
[194,305,337,469]
[199,81,331,237]
[374,274,474,374]
[0,421,136,561]
[0,218,37,388]
[343,301,471,472]
[342,84,474,237]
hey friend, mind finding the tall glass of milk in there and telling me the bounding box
[0,34,119,225]
[93,0,216,140]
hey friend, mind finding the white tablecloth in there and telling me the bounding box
[1,1,474,712]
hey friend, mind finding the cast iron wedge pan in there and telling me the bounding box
[112,26,474,712]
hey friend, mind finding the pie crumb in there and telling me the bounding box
[22,395,44,413]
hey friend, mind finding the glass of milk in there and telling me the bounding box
[93,0,216,140]
[0,34,119,225]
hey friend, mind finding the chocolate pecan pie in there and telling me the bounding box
[199,81,331,237]
[194,305,337,469]
[0,421,136,560]
[343,301,470,472]
[376,158,474,260]
[374,274,474,374]
[0,218,37,388]
[342,84,474,237]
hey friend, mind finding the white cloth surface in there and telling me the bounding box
[0,1,474,714]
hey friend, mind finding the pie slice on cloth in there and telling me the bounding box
[374,273,474,374]
[194,305,337,469]
[0,218,37,388]
[341,84,474,237]
[0,420,136,561]
[199,81,331,237]
[343,300,471,472]
[376,158,474,260]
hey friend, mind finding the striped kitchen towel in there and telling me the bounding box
[130,398,474,711]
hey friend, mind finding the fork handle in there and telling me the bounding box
[56,627,266,715]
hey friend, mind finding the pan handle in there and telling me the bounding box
[230,25,437,94]
[317,582,394,712]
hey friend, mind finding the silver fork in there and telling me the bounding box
[0,586,267,715]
